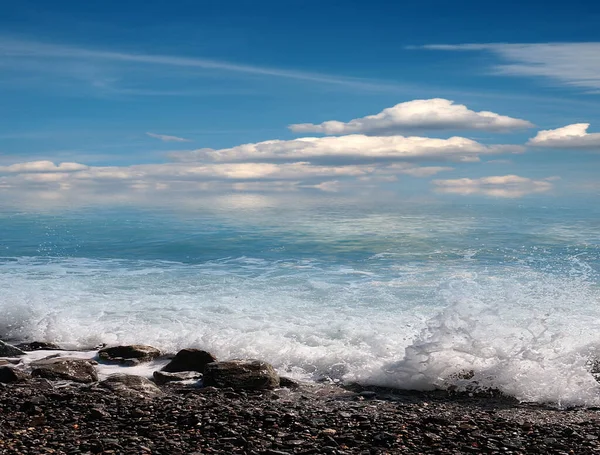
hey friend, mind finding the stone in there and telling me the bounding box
[0,366,30,383]
[161,348,216,373]
[203,359,280,390]
[31,358,98,383]
[152,370,202,385]
[279,376,300,389]
[99,374,163,398]
[358,390,377,399]
[89,407,111,420]
[16,341,61,351]
[0,340,26,357]
[98,345,161,364]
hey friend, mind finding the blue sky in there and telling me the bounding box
[1,0,599,207]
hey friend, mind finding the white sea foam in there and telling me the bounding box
[1,255,600,406]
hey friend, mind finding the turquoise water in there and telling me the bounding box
[1,197,600,405]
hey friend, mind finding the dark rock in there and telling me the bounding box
[153,370,202,385]
[31,358,98,383]
[0,340,26,357]
[161,348,216,373]
[89,407,111,420]
[279,376,300,389]
[98,344,161,364]
[358,390,377,399]
[203,359,280,390]
[16,341,61,351]
[99,374,163,398]
[0,366,30,383]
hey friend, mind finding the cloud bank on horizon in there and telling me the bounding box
[433,175,556,198]
[0,97,571,203]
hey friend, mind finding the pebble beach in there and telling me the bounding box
[2,342,600,455]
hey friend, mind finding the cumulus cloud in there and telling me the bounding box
[419,43,600,92]
[289,99,533,135]
[146,132,191,143]
[169,135,523,164]
[527,123,600,149]
[433,175,555,198]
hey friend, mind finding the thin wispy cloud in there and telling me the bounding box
[0,37,406,92]
[417,43,600,93]
[146,132,191,143]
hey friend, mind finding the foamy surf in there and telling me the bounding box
[2,252,600,407]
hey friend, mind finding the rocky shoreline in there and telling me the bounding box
[1,341,600,454]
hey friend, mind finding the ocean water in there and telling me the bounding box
[1,195,600,406]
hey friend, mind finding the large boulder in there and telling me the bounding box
[0,341,26,357]
[161,349,216,373]
[0,366,30,383]
[203,360,280,390]
[100,374,163,398]
[98,345,161,364]
[31,358,98,383]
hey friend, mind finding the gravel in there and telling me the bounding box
[1,379,600,454]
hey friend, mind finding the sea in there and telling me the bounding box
[1,193,600,407]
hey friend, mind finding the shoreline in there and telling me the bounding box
[2,377,600,454]
[2,342,600,454]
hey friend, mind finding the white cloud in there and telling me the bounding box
[0,161,373,188]
[433,175,555,198]
[0,157,459,203]
[527,123,600,149]
[420,43,600,92]
[0,38,404,92]
[170,135,522,164]
[146,132,190,143]
[306,181,342,192]
[0,160,88,173]
[289,99,533,135]
[389,165,454,177]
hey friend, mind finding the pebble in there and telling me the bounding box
[0,376,599,454]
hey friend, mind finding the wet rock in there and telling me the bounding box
[279,376,300,389]
[0,340,26,357]
[0,366,30,383]
[358,390,377,399]
[16,341,61,351]
[31,358,98,383]
[99,374,163,398]
[153,370,202,385]
[98,344,161,364]
[203,359,280,390]
[161,348,216,373]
